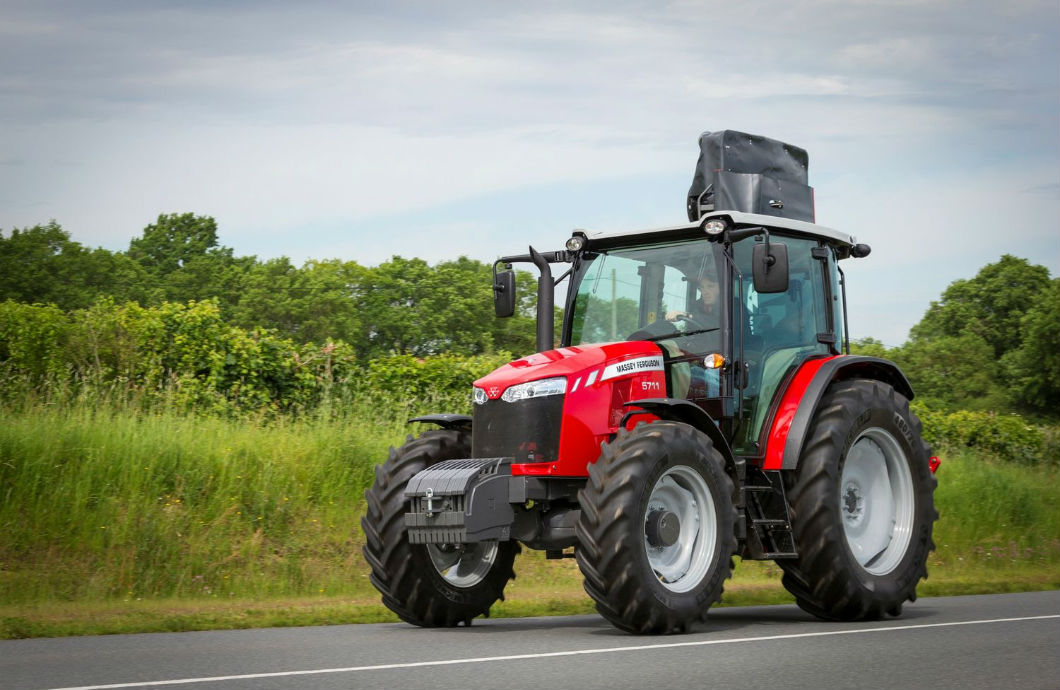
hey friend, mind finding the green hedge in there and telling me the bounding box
[914,402,1053,465]
[0,299,510,417]
[2,299,1056,464]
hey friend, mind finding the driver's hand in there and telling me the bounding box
[665,311,689,321]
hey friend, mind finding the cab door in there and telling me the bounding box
[731,234,835,457]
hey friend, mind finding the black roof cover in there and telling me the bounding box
[687,130,813,222]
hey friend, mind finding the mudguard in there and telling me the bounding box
[763,355,914,470]
[408,414,472,431]
[622,397,736,473]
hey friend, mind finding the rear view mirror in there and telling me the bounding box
[753,242,789,294]
[493,269,515,317]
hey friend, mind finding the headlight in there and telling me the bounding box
[473,387,488,405]
[500,376,566,403]
[703,218,728,235]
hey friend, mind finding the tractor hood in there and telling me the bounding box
[472,341,670,477]
[474,341,665,401]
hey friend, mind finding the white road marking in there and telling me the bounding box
[38,614,1060,690]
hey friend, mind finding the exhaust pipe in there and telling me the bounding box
[530,246,554,352]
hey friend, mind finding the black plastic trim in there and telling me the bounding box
[621,398,736,473]
[408,414,473,431]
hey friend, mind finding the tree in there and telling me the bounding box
[0,221,150,309]
[352,256,539,358]
[228,258,364,346]
[892,332,1006,412]
[1001,278,1060,418]
[910,255,1051,359]
[126,213,250,307]
[848,337,892,359]
[128,213,221,276]
[901,254,1056,414]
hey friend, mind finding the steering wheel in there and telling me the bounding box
[628,314,706,341]
[668,313,707,333]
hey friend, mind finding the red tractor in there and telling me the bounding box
[362,130,939,634]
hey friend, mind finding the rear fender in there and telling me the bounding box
[763,355,914,470]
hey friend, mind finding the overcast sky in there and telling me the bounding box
[2,0,1057,345]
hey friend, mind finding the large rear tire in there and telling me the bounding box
[779,379,937,620]
[361,429,519,626]
[576,421,737,634]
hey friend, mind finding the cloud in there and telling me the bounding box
[0,0,1056,349]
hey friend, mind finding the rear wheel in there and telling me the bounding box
[779,379,937,620]
[361,429,518,626]
[576,421,737,634]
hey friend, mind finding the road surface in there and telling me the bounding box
[1,591,1057,690]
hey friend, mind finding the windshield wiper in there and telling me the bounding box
[640,326,720,342]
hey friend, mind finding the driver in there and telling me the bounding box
[659,269,722,400]
[666,274,719,326]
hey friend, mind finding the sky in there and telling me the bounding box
[2,0,1058,346]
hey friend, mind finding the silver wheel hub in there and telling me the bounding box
[644,466,717,593]
[840,428,915,576]
[426,541,498,588]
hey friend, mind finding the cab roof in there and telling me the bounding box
[576,210,858,254]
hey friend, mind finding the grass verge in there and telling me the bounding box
[1,403,1056,639]
[2,555,1056,640]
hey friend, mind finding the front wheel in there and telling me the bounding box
[779,379,938,620]
[576,421,737,634]
[361,429,519,626]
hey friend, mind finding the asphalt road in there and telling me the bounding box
[2,591,1057,690]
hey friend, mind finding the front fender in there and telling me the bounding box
[622,397,736,474]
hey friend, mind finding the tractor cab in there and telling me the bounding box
[560,212,854,459]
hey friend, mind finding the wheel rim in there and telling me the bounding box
[425,542,498,588]
[840,428,915,576]
[643,466,717,593]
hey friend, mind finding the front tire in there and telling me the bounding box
[779,379,937,620]
[361,429,519,626]
[576,421,737,634]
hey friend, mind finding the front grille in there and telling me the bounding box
[472,396,563,464]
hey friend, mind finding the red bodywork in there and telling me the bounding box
[474,342,667,477]
[762,356,837,470]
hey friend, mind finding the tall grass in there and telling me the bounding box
[0,397,411,603]
[1,398,1057,608]
[930,449,1060,573]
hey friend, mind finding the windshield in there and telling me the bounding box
[568,239,726,353]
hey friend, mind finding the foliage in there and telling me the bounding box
[848,336,891,359]
[899,255,1057,418]
[0,301,71,379]
[0,299,517,418]
[914,402,1050,466]
[893,332,1008,412]
[354,255,537,358]
[1000,278,1060,414]
[0,299,341,415]
[227,258,364,346]
[0,222,150,308]
[910,254,1051,359]
[5,217,1056,418]
[362,352,514,411]
[2,216,542,359]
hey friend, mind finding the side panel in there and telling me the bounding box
[762,355,914,470]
